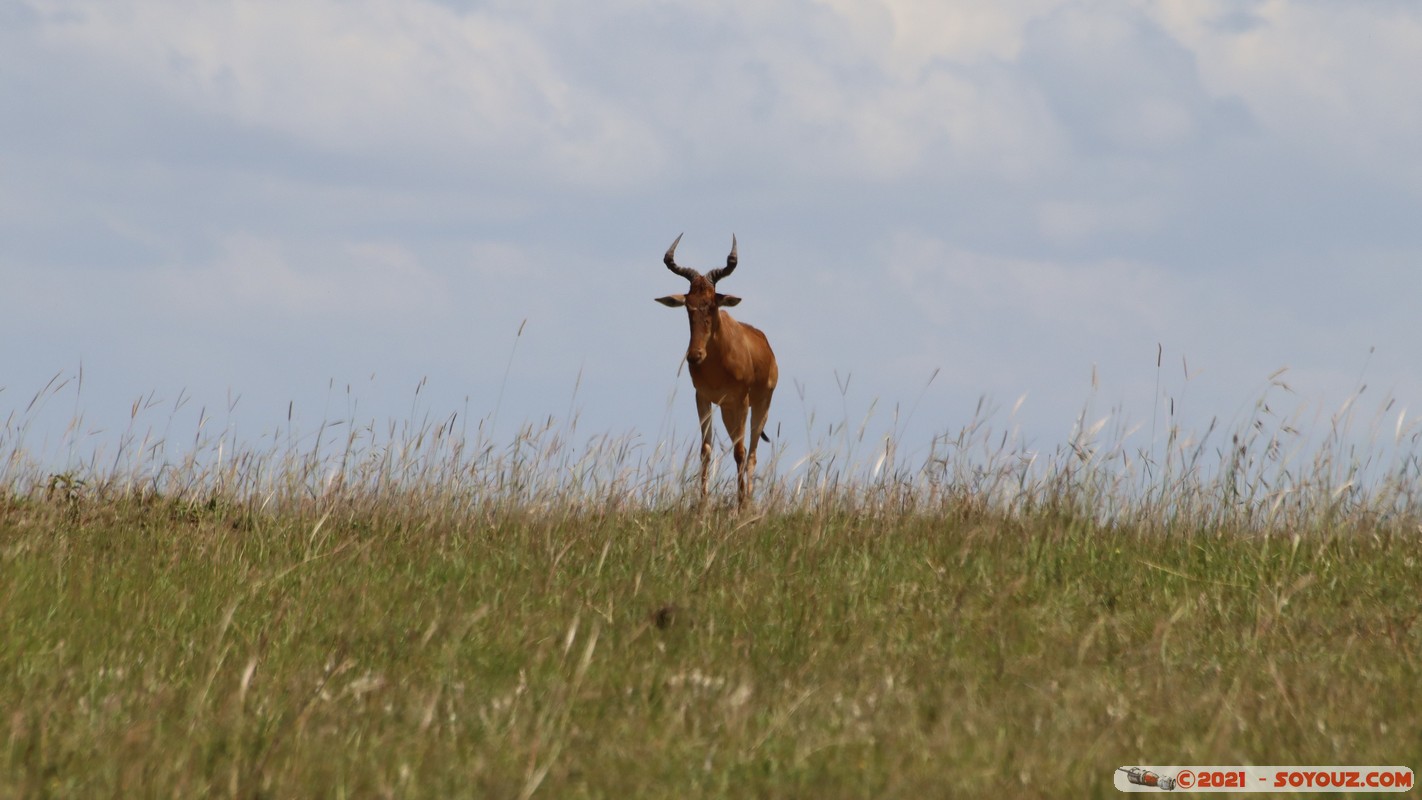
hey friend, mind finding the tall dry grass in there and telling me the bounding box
[4,363,1420,535]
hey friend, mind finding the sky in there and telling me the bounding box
[3,0,1422,478]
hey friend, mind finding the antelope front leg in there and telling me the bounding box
[720,402,750,510]
[696,395,714,505]
[735,441,749,508]
[747,391,773,509]
[744,441,758,510]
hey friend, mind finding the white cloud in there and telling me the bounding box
[887,231,1178,337]
[29,0,667,187]
[154,234,446,319]
[1155,1,1422,186]
[733,2,1073,182]
[1037,196,1168,246]
[817,1,1071,74]
[1018,4,1252,157]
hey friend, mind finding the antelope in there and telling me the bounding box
[655,233,778,509]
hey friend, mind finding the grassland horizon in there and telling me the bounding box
[3,369,1420,796]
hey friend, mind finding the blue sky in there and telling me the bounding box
[3,0,1421,475]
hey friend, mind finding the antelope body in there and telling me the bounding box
[655,234,778,508]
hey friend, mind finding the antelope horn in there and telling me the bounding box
[663,233,698,280]
[707,233,738,284]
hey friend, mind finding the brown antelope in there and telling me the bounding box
[655,233,778,509]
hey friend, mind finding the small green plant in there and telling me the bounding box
[44,471,87,511]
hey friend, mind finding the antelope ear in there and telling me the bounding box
[716,293,742,307]
[655,294,686,307]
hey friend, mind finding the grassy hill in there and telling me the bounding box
[3,392,1420,797]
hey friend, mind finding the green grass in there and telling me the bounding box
[2,375,1421,797]
[3,495,1419,798]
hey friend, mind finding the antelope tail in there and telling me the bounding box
[760,431,770,443]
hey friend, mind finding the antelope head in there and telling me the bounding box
[654,233,742,366]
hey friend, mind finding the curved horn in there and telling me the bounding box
[707,233,738,284]
[663,233,698,280]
